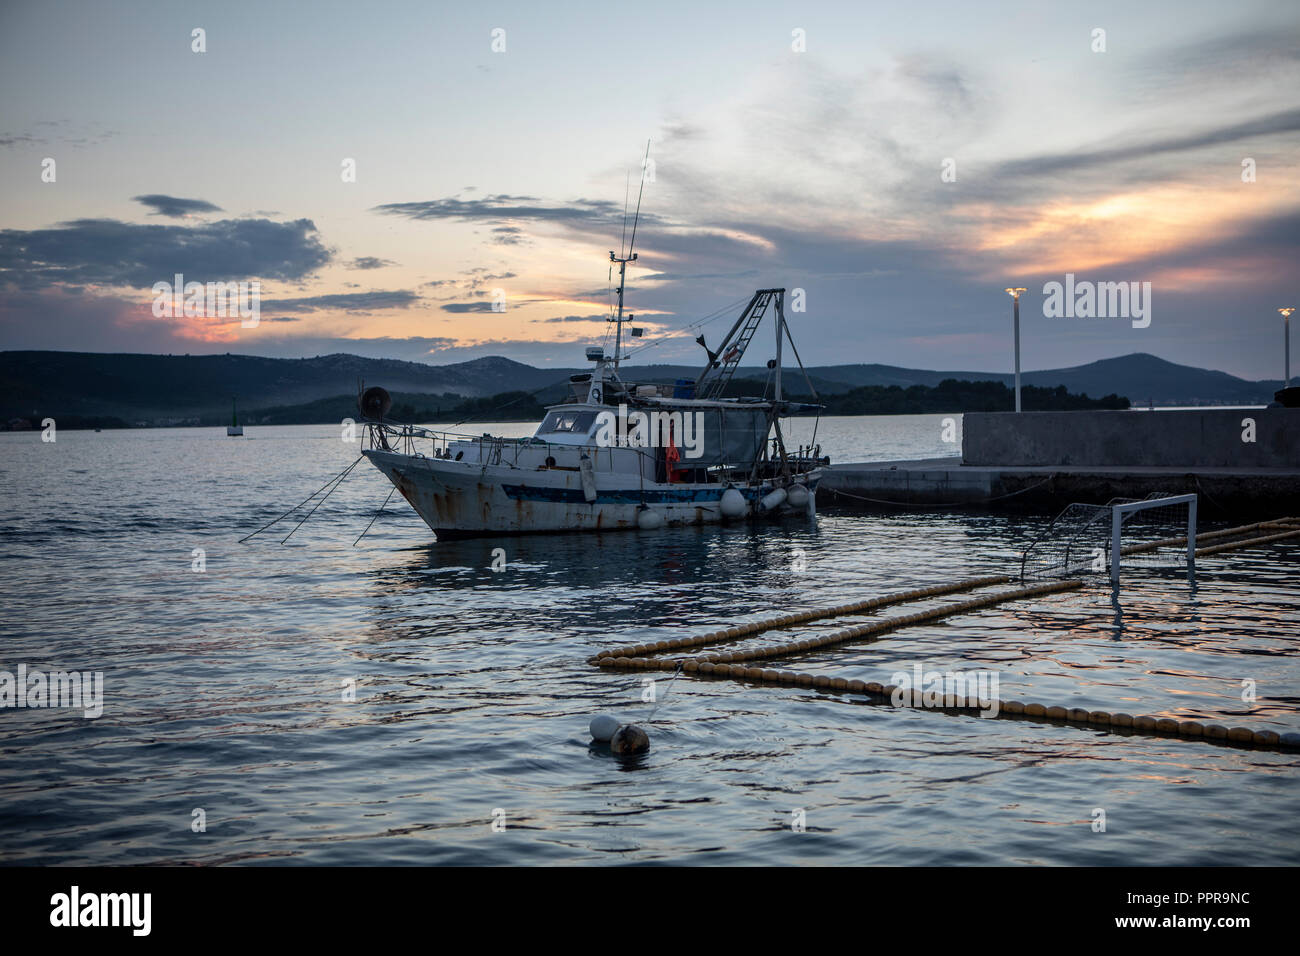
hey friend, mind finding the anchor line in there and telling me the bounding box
[354,485,398,547]
[280,456,364,544]
[643,659,685,724]
[239,455,363,543]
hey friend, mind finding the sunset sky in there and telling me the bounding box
[1,0,1297,379]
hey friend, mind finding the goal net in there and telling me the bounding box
[1020,493,1197,583]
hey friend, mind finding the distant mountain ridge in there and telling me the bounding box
[0,349,1281,424]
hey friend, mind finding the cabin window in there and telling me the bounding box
[537,410,597,435]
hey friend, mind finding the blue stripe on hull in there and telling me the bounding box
[501,484,732,505]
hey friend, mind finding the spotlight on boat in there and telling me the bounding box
[358,385,392,421]
[585,346,605,362]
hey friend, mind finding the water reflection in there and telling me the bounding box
[1,424,1297,866]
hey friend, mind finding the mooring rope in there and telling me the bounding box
[354,485,398,547]
[590,516,1300,752]
[278,457,364,544]
[239,455,364,543]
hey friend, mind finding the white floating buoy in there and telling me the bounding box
[636,506,663,530]
[786,483,809,508]
[759,487,788,512]
[589,714,620,742]
[720,487,747,518]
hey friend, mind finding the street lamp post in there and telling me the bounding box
[1281,308,1296,389]
[1005,287,1027,412]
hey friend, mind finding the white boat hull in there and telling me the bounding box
[363,448,818,538]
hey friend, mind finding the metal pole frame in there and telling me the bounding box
[1110,493,1198,584]
[1286,314,1291,389]
[1013,295,1022,413]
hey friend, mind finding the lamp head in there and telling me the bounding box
[1280,307,1296,319]
[1005,287,1027,300]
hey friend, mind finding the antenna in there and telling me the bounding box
[627,139,649,257]
[619,170,630,259]
[610,139,650,371]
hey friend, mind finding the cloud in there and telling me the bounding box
[0,120,116,150]
[0,217,331,290]
[440,301,498,313]
[372,193,662,231]
[491,226,528,245]
[1125,27,1300,98]
[347,256,396,270]
[535,314,608,323]
[132,194,223,218]
[992,108,1300,180]
[261,290,420,312]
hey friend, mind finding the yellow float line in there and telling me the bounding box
[683,668,1300,752]
[590,574,1013,662]
[593,579,1082,672]
[590,516,1300,752]
[1121,516,1300,556]
[1194,528,1300,557]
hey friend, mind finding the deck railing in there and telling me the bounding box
[362,421,567,465]
[362,420,825,481]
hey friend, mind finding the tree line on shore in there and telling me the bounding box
[6,377,1127,430]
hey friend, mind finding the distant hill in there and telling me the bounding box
[0,349,1280,426]
[806,354,1280,405]
[0,351,562,423]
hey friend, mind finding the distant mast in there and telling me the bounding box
[610,140,650,371]
[227,396,243,436]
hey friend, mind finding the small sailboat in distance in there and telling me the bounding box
[227,397,244,437]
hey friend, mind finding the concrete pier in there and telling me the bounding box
[963,408,1300,469]
[819,458,1300,516]
[821,408,1300,516]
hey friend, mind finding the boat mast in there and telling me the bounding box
[609,250,635,371]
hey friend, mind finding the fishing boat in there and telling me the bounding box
[359,290,828,539]
[227,398,243,437]
[358,188,826,538]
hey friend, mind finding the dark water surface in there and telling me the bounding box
[1,420,1297,865]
